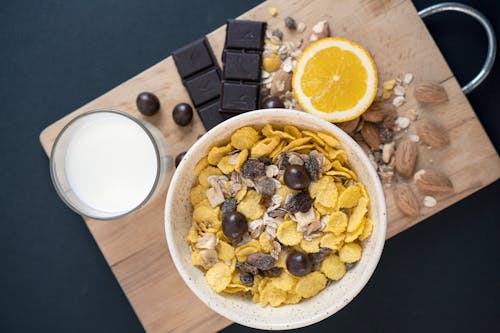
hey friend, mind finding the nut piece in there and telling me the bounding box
[414,82,448,103]
[338,117,360,135]
[361,122,381,150]
[270,70,292,97]
[362,103,395,123]
[382,142,395,164]
[394,140,417,178]
[416,118,450,147]
[303,20,330,48]
[414,168,453,193]
[423,195,437,208]
[284,16,297,30]
[393,183,420,216]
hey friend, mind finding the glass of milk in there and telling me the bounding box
[50,110,172,220]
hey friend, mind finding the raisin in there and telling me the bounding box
[259,194,273,208]
[221,198,237,219]
[310,247,332,270]
[239,273,254,285]
[379,128,393,143]
[236,262,259,275]
[284,191,313,213]
[258,156,273,166]
[284,16,297,30]
[241,159,265,179]
[247,253,276,271]
[277,153,290,170]
[304,156,320,181]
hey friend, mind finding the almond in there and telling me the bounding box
[338,117,360,135]
[414,82,448,103]
[416,118,450,147]
[414,168,453,193]
[393,183,420,216]
[270,70,292,97]
[394,140,417,178]
[362,103,395,123]
[360,122,381,150]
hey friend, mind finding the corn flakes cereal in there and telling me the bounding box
[224,283,252,294]
[231,126,260,150]
[313,201,336,215]
[300,237,321,253]
[276,220,303,246]
[259,232,274,253]
[331,160,358,180]
[310,176,338,208]
[271,272,297,291]
[262,124,295,141]
[320,254,346,280]
[269,140,287,159]
[217,155,236,174]
[251,136,281,158]
[288,144,315,153]
[276,250,287,268]
[198,166,222,188]
[339,242,362,263]
[191,250,204,267]
[284,292,302,304]
[338,184,362,208]
[206,262,233,293]
[320,232,345,251]
[260,283,287,307]
[235,184,247,201]
[192,200,220,224]
[294,272,327,298]
[327,149,348,165]
[208,143,233,165]
[359,217,373,241]
[282,137,312,152]
[186,225,199,245]
[194,157,209,176]
[302,130,326,146]
[345,220,364,242]
[234,149,249,172]
[217,241,235,261]
[317,132,340,147]
[324,211,348,235]
[235,240,261,262]
[284,125,303,139]
[190,184,207,206]
[347,197,368,232]
[237,190,265,220]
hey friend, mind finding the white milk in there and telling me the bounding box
[64,113,158,214]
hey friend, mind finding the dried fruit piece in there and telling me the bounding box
[416,119,450,148]
[236,261,259,275]
[239,273,254,285]
[221,198,237,219]
[361,122,382,150]
[247,253,276,271]
[395,140,418,178]
[284,191,313,213]
[393,183,419,216]
[414,168,453,193]
[254,176,277,197]
[241,159,266,179]
[414,82,448,103]
[304,155,320,181]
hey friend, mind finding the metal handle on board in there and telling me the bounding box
[418,2,497,94]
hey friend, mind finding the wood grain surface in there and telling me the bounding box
[39,0,500,332]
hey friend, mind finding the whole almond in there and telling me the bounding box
[393,183,420,216]
[416,118,450,147]
[338,117,360,135]
[414,168,453,193]
[361,122,381,150]
[414,82,448,103]
[362,103,396,123]
[394,140,417,178]
[270,70,292,97]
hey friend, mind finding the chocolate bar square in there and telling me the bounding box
[220,81,260,113]
[225,20,266,50]
[172,38,216,79]
[184,68,221,107]
[197,100,233,130]
[223,51,261,82]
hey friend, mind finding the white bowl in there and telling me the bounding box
[165,109,386,330]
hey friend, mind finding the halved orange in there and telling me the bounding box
[293,37,378,122]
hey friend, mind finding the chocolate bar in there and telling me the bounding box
[172,37,234,130]
[220,20,266,114]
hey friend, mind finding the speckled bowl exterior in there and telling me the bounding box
[165,109,387,330]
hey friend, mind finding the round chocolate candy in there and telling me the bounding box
[175,151,186,168]
[286,251,311,276]
[284,164,310,190]
[222,211,248,241]
[262,97,284,109]
[172,103,193,126]
[136,92,160,116]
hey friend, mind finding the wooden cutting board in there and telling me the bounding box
[39,0,500,332]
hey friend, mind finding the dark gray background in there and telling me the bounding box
[1,0,499,332]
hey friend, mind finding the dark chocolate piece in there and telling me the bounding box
[220,81,259,113]
[223,51,261,82]
[225,20,266,50]
[197,100,233,130]
[184,68,221,107]
[172,38,216,79]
